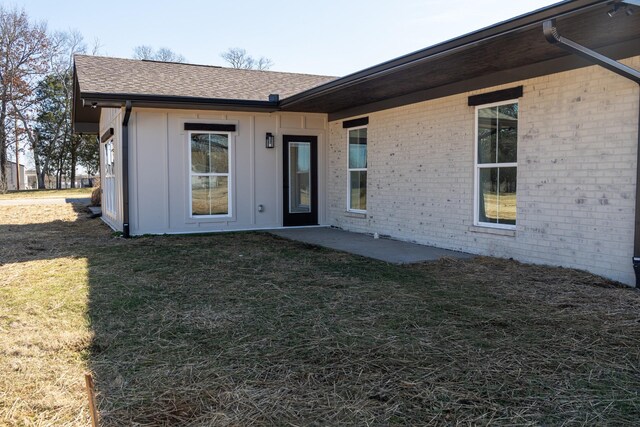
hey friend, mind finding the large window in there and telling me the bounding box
[189,132,231,217]
[475,101,518,228]
[347,126,367,212]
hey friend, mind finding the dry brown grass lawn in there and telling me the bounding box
[1,198,639,425]
[0,188,92,200]
[0,201,106,426]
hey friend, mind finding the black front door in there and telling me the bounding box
[283,135,318,226]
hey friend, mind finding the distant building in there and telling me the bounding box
[25,170,37,189]
[25,170,56,189]
[25,169,97,189]
[4,161,26,190]
[78,175,96,188]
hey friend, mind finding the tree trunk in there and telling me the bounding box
[70,149,77,188]
[32,132,45,189]
[0,91,8,193]
[34,151,44,189]
[38,156,49,189]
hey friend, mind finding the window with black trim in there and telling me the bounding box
[189,131,232,217]
[347,126,367,212]
[475,100,518,228]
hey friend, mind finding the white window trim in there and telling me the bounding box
[346,125,367,214]
[187,130,234,219]
[473,99,518,230]
[103,138,116,220]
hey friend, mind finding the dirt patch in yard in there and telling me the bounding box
[1,200,639,425]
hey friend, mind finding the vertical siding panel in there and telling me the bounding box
[131,111,139,232]
[128,110,326,232]
[133,111,169,234]
[250,115,256,225]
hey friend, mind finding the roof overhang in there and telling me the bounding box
[279,0,640,120]
[72,64,101,134]
[73,0,640,133]
[73,88,279,134]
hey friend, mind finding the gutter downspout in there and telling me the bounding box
[122,101,132,238]
[543,19,640,285]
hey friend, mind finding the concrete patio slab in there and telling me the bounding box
[87,206,102,218]
[270,227,474,264]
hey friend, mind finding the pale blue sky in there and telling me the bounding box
[10,0,558,76]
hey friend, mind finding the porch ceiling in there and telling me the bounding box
[279,0,640,121]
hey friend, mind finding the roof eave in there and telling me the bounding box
[327,37,638,121]
[73,92,281,134]
[279,0,607,110]
[81,92,280,111]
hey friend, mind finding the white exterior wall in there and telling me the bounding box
[328,57,640,285]
[99,107,124,232]
[123,109,327,235]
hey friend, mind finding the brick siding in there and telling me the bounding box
[327,57,640,285]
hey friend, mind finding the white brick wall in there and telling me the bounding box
[327,57,640,285]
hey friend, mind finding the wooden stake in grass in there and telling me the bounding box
[85,373,98,427]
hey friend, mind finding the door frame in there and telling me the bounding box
[282,135,318,226]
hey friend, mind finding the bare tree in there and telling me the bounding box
[0,6,49,192]
[13,29,90,189]
[0,8,100,192]
[220,48,252,69]
[255,56,274,71]
[132,45,154,60]
[220,48,273,70]
[133,45,185,63]
[155,48,185,63]
[12,30,75,189]
[90,37,102,56]
[51,31,87,188]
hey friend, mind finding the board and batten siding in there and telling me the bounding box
[119,109,327,235]
[327,56,640,286]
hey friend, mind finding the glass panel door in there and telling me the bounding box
[289,142,311,213]
[283,135,318,226]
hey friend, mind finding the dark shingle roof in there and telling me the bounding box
[74,55,337,101]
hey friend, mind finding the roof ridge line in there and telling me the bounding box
[74,54,337,79]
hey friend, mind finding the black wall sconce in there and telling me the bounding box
[266,132,275,149]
